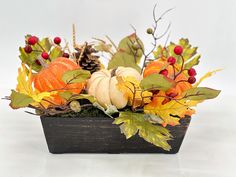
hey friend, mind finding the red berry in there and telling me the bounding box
[24,45,32,53]
[28,36,38,45]
[188,76,196,84]
[174,45,183,55]
[54,37,61,45]
[188,68,197,76]
[167,57,176,65]
[160,69,168,76]
[62,52,69,58]
[41,52,49,59]
[35,59,41,65]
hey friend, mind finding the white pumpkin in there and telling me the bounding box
[87,67,142,109]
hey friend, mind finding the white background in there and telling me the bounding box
[0,0,236,177]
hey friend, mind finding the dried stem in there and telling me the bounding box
[76,42,87,64]
[131,5,173,73]
[73,24,76,48]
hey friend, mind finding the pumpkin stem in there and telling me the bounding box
[37,56,48,68]
[111,68,117,77]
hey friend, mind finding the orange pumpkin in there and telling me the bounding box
[144,60,192,97]
[34,57,85,105]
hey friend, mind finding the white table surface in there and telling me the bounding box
[1,91,236,177]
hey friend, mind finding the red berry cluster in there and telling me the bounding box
[158,45,198,105]
[24,36,39,54]
[23,36,67,65]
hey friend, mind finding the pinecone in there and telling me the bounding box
[75,44,101,73]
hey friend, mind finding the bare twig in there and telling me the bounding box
[105,35,118,50]
[131,6,174,73]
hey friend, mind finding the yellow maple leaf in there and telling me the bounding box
[16,64,56,107]
[116,76,152,108]
[144,91,200,127]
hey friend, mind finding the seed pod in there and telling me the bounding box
[146,28,154,34]
[69,101,81,112]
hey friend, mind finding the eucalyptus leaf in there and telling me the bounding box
[182,87,221,100]
[62,69,91,84]
[140,73,175,91]
[10,90,34,109]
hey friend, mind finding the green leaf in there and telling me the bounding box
[153,45,168,59]
[58,91,73,100]
[140,73,176,91]
[108,52,141,73]
[184,54,201,69]
[113,112,172,151]
[70,94,96,103]
[10,90,34,109]
[19,37,52,72]
[19,47,42,72]
[118,33,144,63]
[168,38,198,64]
[182,87,221,100]
[93,102,118,118]
[62,69,91,84]
[144,114,164,124]
[38,38,51,52]
[49,47,63,61]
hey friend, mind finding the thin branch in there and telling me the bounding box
[174,55,185,79]
[105,35,118,50]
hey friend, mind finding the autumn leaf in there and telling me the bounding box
[116,76,152,108]
[184,54,201,70]
[10,64,56,109]
[10,90,34,109]
[113,112,172,151]
[144,91,199,127]
[153,45,168,59]
[167,38,198,64]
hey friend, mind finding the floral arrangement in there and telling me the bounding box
[6,6,220,151]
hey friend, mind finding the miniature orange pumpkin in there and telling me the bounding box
[34,57,85,105]
[144,60,192,97]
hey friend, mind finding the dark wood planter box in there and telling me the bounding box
[40,114,191,154]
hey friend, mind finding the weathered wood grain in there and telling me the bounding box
[40,116,191,154]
